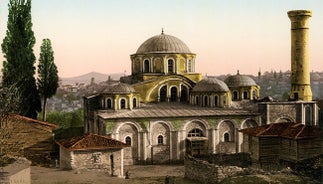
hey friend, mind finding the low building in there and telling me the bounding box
[240,122,323,169]
[56,134,128,177]
[0,114,58,164]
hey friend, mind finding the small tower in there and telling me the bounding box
[288,10,312,101]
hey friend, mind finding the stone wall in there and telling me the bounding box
[0,158,31,184]
[184,155,244,184]
[60,148,123,176]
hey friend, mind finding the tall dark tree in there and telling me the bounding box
[37,38,58,121]
[1,0,41,119]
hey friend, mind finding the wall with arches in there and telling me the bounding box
[101,116,260,165]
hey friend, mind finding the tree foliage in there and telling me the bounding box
[37,38,59,121]
[1,0,41,119]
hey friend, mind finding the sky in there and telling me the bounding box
[0,0,322,78]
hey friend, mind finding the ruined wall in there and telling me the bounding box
[0,158,31,184]
[184,156,244,184]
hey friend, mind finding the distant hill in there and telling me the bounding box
[60,72,123,85]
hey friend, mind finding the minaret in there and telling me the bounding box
[288,10,312,101]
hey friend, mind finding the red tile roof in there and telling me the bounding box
[10,114,58,129]
[240,123,322,139]
[56,134,129,151]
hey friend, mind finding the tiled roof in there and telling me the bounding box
[56,134,128,151]
[98,102,258,119]
[11,114,58,129]
[240,122,322,139]
[102,82,135,94]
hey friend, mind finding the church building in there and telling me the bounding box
[84,10,319,165]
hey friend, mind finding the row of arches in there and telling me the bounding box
[111,118,259,164]
[232,89,257,101]
[141,58,194,74]
[159,85,189,102]
[101,97,138,110]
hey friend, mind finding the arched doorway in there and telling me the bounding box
[170,87,177,102]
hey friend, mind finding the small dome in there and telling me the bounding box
[136,32,192,54]
[224,74,257,88]
[103,82,135,94]
[193,78,229,93]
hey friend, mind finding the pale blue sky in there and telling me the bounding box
[0,0,322,77]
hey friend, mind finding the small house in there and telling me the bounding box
[56,134,128,177]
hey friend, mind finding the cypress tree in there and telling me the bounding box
[1,0,41,119]
[37,38,59,121]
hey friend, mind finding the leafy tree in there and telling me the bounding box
[1,0,41,119]
[37,39,59,121]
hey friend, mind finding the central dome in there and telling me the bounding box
[136,32,192,54]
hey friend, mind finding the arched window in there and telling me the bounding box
[168,59,174,74]
[224,133,230,142]
[188,128,204,137]
[107,99,112,109]
[133,98,137,108]
[120,99,126,109]
[233,91,239,100]
[214,96,218,107]
[157,135,163,145]
[195,96,199,105]
[125,136,131,145]
[159,86,167,102]
[170,87,177,102]
[243,91,248,99]
[180,85,188,102]
[144,59,150,73]
[203,96,208,107]
[187,60,192,72]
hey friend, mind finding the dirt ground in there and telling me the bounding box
[31,165,185,184]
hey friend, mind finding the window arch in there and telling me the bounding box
[214,95,218,107]
[224,132,230,142]
[233,91,239,100]
[180,85,188,102]
[243,91,248,99]
[188,128,204,137]
[168,59,174,74]
[133,98,137,108]
[120,99,126,109]
[107,98,112,109]
[144,59,150,73]
[203,96,209,107]
[159,86,167,102]
[170,87,177,102]
[125,136,131,145]
[157,135,163,145]
[195,96,199,105]
[187,60,192,72]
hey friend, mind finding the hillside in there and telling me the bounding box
[60,72,123,85]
